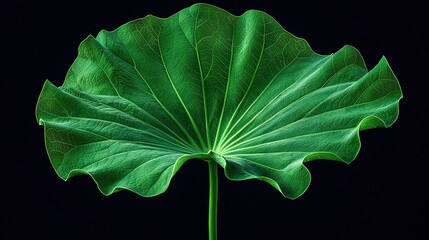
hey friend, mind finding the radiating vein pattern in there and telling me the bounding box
[36,3,402,199]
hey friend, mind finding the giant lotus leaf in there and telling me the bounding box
[36,3,402,199]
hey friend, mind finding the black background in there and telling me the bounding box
[3,0,427,239]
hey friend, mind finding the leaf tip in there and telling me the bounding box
[35,79,54,124]
[376,54,404,104]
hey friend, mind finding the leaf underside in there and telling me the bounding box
[36,3,402,199]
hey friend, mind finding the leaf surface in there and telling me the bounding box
[36,3,402,199]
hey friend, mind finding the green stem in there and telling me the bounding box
[208,160,218,240]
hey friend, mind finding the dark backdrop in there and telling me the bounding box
[3,0,427,239]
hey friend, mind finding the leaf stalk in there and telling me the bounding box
[208,160,218,240]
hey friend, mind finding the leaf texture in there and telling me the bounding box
[36,3,402,199]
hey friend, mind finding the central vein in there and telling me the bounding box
[194,9,212,150]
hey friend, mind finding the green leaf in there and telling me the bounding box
[36,3,402,199]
